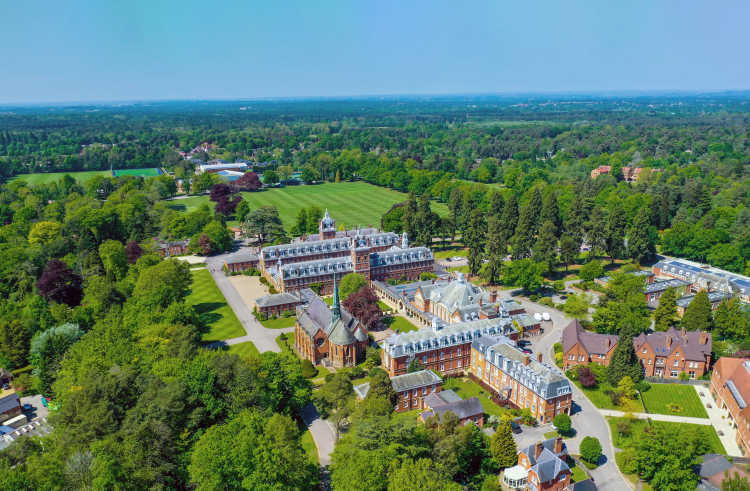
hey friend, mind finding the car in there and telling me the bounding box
[521,347,533,355]
[1,383,9,390]
[542,312,551,321]
[444,257,452,262]
[516,340,530,347]
[22,403,32,411]
[509,420,522,434]
[452,256,463,262]
[533,312,543,321]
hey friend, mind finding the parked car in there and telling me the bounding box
[542,312,551,321]
[22,403,32,411]
[517,339,530,347]
[510,420,522,434]
[521,347,533,355]
[533,312,543,321]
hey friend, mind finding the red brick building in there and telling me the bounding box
[471,336,572,424]
[381,319,520,377]
[223,250,259,273]
[503,438,571,491]
[419,390,484,427]
[710,357,750,455]
[255,291,304,317]
[294,282,368,368]
[354,369,443,412]
[156,239,189,257]
[562,320,712,379]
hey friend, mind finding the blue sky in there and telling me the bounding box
[1,1,748,103]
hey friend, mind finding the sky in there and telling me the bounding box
[1,0,748,103]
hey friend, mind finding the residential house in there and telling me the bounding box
[502,438,571,491]
[354,369,443,413]
[710,357,750,455]
[471,336,572,424]
[697,453,750,490]
[562,320,618,371]
[676,291,733,316]
[0,388,22,423]
[654,258,750,305]
[590,165,611,179]
[156,239,189,257]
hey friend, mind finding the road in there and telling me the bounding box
[204,249,335,474]
[204,253,294,352]
[500,291,631,491]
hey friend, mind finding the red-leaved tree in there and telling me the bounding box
[125,241,143,264]
[234,172,262,191]
[36,259,83,307]
[343,287,383,330]
[578,366,598,388]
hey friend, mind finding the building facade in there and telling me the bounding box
[562,320,712,379]
[354,369,444,413]
[654,258,750,304]
[710,357,750,455]
[419,390,484,427]
[503,438,571,491]
[260,211,434,295]
[223,250,259,273]
[294,281,368,368]
[156,239,189,257]
[381,320,521,377]
[255,291,305,317]
[471,336,572,424]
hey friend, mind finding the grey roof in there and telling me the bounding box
[520,438,566,465]
[571,480,597,491]
[255,292,301,308]
[353,382,370,399]
[421,397,483,420]
[656,258,750,295]
[562,319,618,355]
[423,389,463,408]
[296,293,363,345]
[224,250,259,264]
[390,370,443,393]
[676,291,732,308]
[382,319,519,359]
[597,269,654,285]
[475,336,572,401]
[262,232,399,260]
[369,247,433,267]
[531,450,570,484]
[0,392,20,414]
[644,278,689,294]
[698,454,733,478]
[280,257,353,280]
[633,327,711,361]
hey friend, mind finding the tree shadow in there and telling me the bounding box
[168,203,187,212]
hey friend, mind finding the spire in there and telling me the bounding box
[332,272,341,323]
[401,231,408,249]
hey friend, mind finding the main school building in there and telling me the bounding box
[260,211,434,295]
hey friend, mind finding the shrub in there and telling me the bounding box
[553,342,563,354]
[554,352,563,367]
[347,365,365,380]
[259,312,268,321]
[259,276,268,285]
[269,286,278,294]
[324,373,335,383]
[529,294,540,302]
[420,272,437,281]
[538,297,554,308]
[566,369,579,381]
[588,362,608,381]
[579,260,605,281]
[282,309,294,318]
[301,360,317,378]
[635,380,651,393]
[580,436,602,464]
[553,280,565,292]
[577,366,598,388]
[679,371,689,381]
[553,413,572,435]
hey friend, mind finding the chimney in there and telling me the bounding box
[666,336,672,348]
[431,279,435,284]
[554,437,563,455]
[479,297,483,307]
[700,331,708,345]
[490,290,498,303]
[607,339,611,348]
[535,442,544,459]
[681,327,686,337]
[537,353,543,363]
[524,355,530,366]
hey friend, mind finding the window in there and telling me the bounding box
[413,389,418,397]
[423,355,427,363]
[403,400,408,408]
[648,359,652,365]
[642,348,647,354]
[578,355,584,361]
[690,371,696,379]
[441,363,445,372]
[568,354,574,360]
[457,359,462,368]
[412,399,417,407]
[673,359,679,367]
[441,352,445,360]
[670,370,678,378]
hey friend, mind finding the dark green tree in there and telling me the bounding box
[532,220,558,272]
[490,421,518,468]
[499,193,519,245]
[510,188,542,259]
[714,297,749,340]
[402,192,419,243]
[604,200,627,262]
[627,207,656,263]
[559,235,578,271]
[681,290,713,332]
[407,359,425,373]
[484,216,505,284]
[607,326,643,385]
[580,436,602,464]
[653,287,679,331]
[489,192,505,217]
[464,209,486,276]
[541,191,561,235]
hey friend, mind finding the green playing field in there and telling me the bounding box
[9,170,111,185]
[166,181,449,229]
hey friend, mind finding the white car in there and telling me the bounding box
[533,313,543,321]
[542,312,551,321]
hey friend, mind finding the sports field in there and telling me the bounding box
[10,170,110,185]
[187,269,246,342]
[113,167,162,177]
[166,181,449,229]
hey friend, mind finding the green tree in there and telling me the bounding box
[339,273,367,300]
[464,209,486,276]
[553,413,572,435]
[681,290,713,332]
[579,436,602,464]
[0,319,32,368]
[499,193,519,245]
[263,169,279,184]
[235,200,250,223]
[714,297,750,341]
[98,240,127,281]
[653,287,678,331]
[541,191,561,235]
[28,220,62,246]
[132,259,192,309]
[605,200,627,262]
[484,216,505,284]
[502,259,545,292]
[300,165,320,184]
[402,192,419,244]
[578,260,604,281]
[366,367,396,406]
[532,220,558,272]
[242,206,285,245]
[415,193,438,247]
[291,208,308,236]
[277,165,294,182]
[607,326,643,385]
[387,458,460,491]
[722,472,750,491]
[559,235,578,271]
[510,188,542,259]
[490,421,517,468]
[585,207,608,257]
[616,375,637,401]
[30,323,83,397]
[627,207,656,263]
[407,358,425,373]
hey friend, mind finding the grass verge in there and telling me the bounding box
[188,269,245,342]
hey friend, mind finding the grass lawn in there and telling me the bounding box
[301,430,318,465]
[640,383,707,418]
[167,182,449,229]
[392,409,421,424]
[187,269,245,342]
[569,463,588,483]
[377,301,393,313]
[608,417,725,454]
[447,265,470,274]
[443,377,510,418]
[10,170,111,185]
[113,167,161,177]
[261,316,296,329]
[573,381,642,412]
[225,341,260,360]
[433,247,469,260]
[323,296,333,306]
[384,316,418,333]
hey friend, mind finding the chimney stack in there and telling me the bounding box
[666,336,672,348]
[554,437,563,454]
[535,442,544,459]
[537,353,543,363]
[524,355,530,366]
[700,331,709,345]
[490,290,498,303]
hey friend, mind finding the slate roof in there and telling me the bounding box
[698,454,733,479]
[295,293,364,345]
[369,247,432,267]
[255,292,301,308]
[571,479,597,491]
[0,391,20,414]
[644,278,689,294]
[262,232,399,260]
[423,389,463,407]
[655,258,750,296]
[280,257,353,280]
[519,438,569,484]
[676,291,733,308]
[223,250,259,264]
[633,327,711,361]
[421,397,483,421]
[474,336,572,400]
[390,370,443,393]
[562,319,618,356]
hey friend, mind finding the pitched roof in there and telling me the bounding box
[0,391,20,414]
[698,454,734,479]
[328,318,357,345]
[390,370,443,393]
[255,292,301,308]
[562,319,618,355]
[421,397,483,421]
[296,292,363,346]
[633,327,711,361]
[714,357,750,415]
